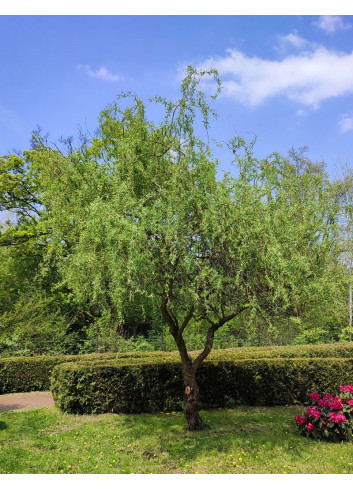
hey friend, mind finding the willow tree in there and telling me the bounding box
[37,67,338,429]
[333,168,353,340]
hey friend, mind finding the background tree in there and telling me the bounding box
[333,167,353,341]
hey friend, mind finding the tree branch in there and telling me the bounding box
[191,305,248,373]
[160,294,178,335]
[177,306,195,339]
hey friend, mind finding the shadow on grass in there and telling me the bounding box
[0,420,7,430]
[102,406,304,464]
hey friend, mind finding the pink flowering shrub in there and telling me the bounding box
[295,385,353,442]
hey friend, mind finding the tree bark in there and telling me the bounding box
[160,295,247,430]
[183,367,205,430]
[160,298,204,429]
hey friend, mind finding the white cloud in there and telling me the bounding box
[197,46,353,108]
[339,115,353,133]
[276,32,309,50]
[314,16,351,34]
[78,64,121,82]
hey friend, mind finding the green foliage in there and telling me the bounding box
[0,67,350,365]
[208,342,353,359]
[0,287,68,355]
[0,238,42,315]
[31,67,342,385]
[0,356,65,394]
[0,353,117,394]
[3,342,353,394]
[294,329,332,345]
[51,355,353,415]
[0,150,43,251]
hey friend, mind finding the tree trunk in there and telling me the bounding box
[183,368,205,430]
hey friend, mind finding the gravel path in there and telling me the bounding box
[0,391,54,413]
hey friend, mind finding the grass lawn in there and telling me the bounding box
[1,405,353,474]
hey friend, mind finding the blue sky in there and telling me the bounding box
[1,14,353,178]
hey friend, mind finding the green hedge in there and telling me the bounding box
[2,342,353,395]
[0,352,175,394]
[207,342,353,360]
[51,357,353,414]
[0,353,117,394]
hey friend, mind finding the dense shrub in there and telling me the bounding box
[0,353,116,394]
[0,351,176,393]
[295,386,353,442]
[3,342,353,394]
[209,342,353,360]
[51,357,353,414]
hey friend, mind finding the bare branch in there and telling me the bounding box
[177,306,195,339]
[191,305,248,373]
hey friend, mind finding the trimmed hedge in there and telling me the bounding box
[2,341,353,394]
[51,357,353,414]
[207,342,353,360]
[0,353,116,394]
[0,352,175,394]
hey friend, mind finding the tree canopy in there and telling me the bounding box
[2,67,336,428]
[0,67,350,427]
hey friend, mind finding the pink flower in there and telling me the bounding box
[328,398,343,411]
[347,399,353,407]
[312,409,321,419]
[318,399,329,407]
[330,412,346,424]
[309,392,321,402]
[295,415,306,426]
[323,393,333,401]
[340,385,353,394]
[305,406,321,419]
[307,423,315,432]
